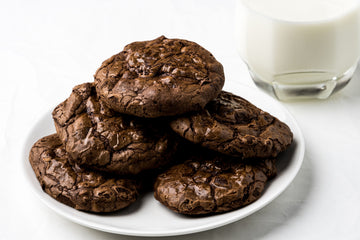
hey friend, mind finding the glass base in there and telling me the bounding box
[250,64,357,101]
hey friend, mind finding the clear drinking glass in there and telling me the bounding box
[235,0,360,100]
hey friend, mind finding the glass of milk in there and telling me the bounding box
[235,0,360,100]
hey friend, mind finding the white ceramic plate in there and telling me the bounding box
[23,85,305,237]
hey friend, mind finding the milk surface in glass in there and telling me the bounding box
[236,0,360,100]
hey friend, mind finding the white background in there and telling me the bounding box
[1,0,360,239]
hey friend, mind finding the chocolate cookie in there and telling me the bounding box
[52,82,177,175]
[29,134,139,212]
[170,91,293,158]
[94,36,225,118]
[154,151,276,215]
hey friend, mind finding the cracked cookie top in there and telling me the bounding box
[29,134,140,212]
[154,150,276,215]
[170,91,293,158]
[94,36,225,118]
[52,82,178,175]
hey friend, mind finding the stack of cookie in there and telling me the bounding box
[29,36,293,215]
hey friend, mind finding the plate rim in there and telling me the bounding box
[22,85,305,237]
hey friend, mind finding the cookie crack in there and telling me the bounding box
[209,176,218,212]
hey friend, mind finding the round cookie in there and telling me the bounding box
[154,151,277,215]
[29,134,140,213]
[94,36,225,118]
[52,82,178,175]
[170,91,293,158]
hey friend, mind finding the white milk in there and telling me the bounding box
[236,0,360,99]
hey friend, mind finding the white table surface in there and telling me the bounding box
[1,0,360,239]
